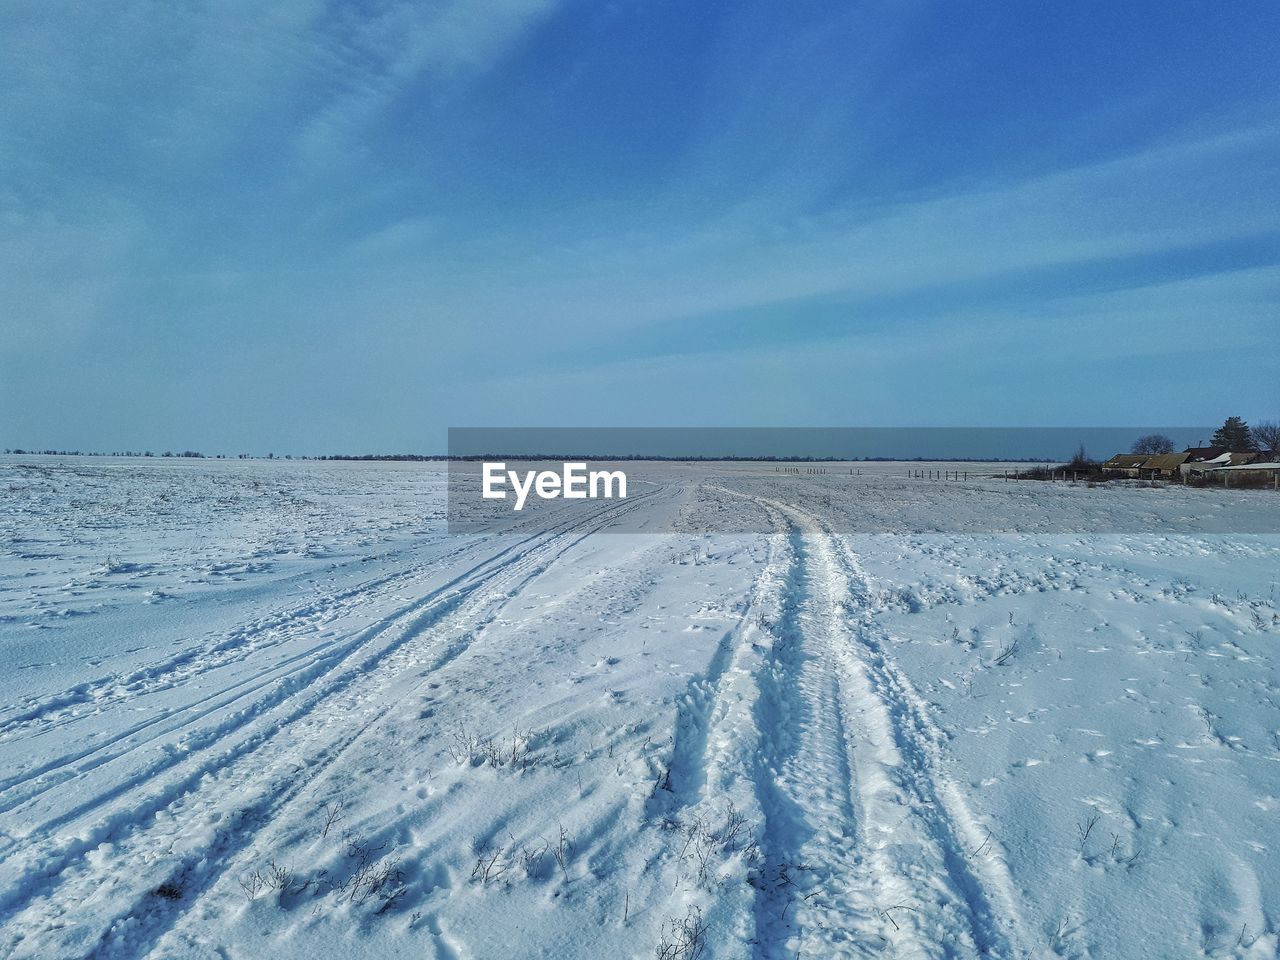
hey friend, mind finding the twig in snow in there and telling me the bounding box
[553,823,574,882]
[969,827,993,858]
[321,801,346,839]
[1077,811,1101,853]
[879,903,918,932]
[655,905,707,960]
[993,637,1019,666]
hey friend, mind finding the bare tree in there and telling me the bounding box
[1251,420,1280,459]
[1066,444,1094,470]
[1130,434,1174,455]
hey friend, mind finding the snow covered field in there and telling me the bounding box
[2,456,1278,959]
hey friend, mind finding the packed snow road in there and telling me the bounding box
[1,457,1278,959]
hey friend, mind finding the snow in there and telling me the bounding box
[1,455,1278,959]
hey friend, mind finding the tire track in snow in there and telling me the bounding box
[0,539,478,739]
[646,499,878,957]
[0,538,517,816]
[0,502,616,819]
[774,493,1032,957]
[0,494,604,745]
[0,536,539,823]
[123,490,683,960]
[705,487,1033,958]
[652,529,787,814]
[745,519,877,958]
[0,490,664,957]
[820,527,1035,959]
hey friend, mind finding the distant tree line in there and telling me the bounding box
[2,449,223,458]
[7,418,1276,462]
[1,449,1057,463]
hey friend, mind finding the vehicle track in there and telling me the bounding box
[742,511,877,958]
[0,530,560,817]
[695,487,1033,958]
[0,526,519,741]
[654,525,788,815]
[819,524,1033,958]
[0,488,668,958]
[647,497,875,957]
[0,491,626,818]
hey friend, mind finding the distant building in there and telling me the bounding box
[1205,461,1280,486]
[1102,454,1149,476]
[1182,450,1258,477]
[1100,449,1262,481]
[1183,446,1227,464]
[1139,452,1190,478]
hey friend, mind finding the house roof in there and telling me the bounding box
[1209,460,1280,472]
[1141,452,1190,471]
[1187,452,1260,470]
[1103,454,1149,468]
[1183,446,1228,462]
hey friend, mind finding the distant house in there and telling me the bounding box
[1180,446,1227,476]
[1183,446,1227,464]
[1139,452,1190,478]
[1205,461,1280,487]
[1182,450,1258,477]
[1102,454,1149,476]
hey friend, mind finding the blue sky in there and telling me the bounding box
[2,0,1277,454]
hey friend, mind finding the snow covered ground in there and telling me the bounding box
[1,456,1278,959]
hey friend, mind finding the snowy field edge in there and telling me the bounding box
[1,457,1277,959]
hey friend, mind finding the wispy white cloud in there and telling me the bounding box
[0,0,564,344]
[0,0,563,211]
[321,122,1279,353]
[293,0,560,169]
